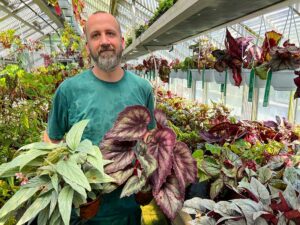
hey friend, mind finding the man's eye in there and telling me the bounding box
[92,33,99,38]
[107,32,115,36]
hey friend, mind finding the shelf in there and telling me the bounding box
[122,0,296,61]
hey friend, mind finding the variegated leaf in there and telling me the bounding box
[136,152,157,178]
[120,175,146,198]
[109,167,134,185]
[85,168,115,184]
[147,128,176,194]
[172,142,197,194]
[154,175,184,220]
[19,142,62,150]
[104,105,151,141]
[101,139,136,174]
[154,109,168,128]
[102,183,119,194]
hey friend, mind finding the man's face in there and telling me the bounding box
[85,13,124,72]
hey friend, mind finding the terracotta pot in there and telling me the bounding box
[80,197,100,220]
[135,191,153,206]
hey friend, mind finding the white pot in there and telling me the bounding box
[244,69,266,88]
[190,69,200,81]
[198,69,214,82]
[271,70,297,91]
[214,71,226,84]
[58,0,70,9]
[62,8,73,17]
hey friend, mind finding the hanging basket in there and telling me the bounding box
[214,71,226,84]
[199,69,214,82]
[271,70,297,91]
[190,69,200,81]
[244,69,266,88]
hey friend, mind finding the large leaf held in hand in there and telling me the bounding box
[104,105,151,141]
[172,142,197,194]
[58,185,74,225]
[66,120,89,151]
[147,128,176,193]
[154,175,183,220]
[100,139,136,174]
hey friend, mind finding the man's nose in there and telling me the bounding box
[100,35,110,45]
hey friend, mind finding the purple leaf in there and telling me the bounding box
[154,109,168,128]
[199,130,224,143]
[100,139,136,174]
[263,120,278,128]
[147,128,176,194]
[172,142,197,194]
[104,105,151,141]
[154,175,184,220]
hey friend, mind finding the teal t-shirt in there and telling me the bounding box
[47,69,155,225]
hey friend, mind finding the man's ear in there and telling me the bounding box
[85,42,90,55]
[121,37,125,49]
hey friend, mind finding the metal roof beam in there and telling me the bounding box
[0,4,43,35]
[32,0,63,28]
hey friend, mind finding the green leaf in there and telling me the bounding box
[16,191,52,225]
[121,175,146,198]
[258,167,273,184]
[49,207,60,225]
[19,142,61,150]
[254,217,269,225]
[58,185,74,225]
[201,159,221,177]
[85,168,115,184]
[56,158,91,191]
[23,176,50,188]
[192,150,204,160]
[0,149,49,175]
[214,201,242,217]
[51,174,59,193]
[210,177,224,199]
[64,176,87,199]
[37,205,49,225]
[198,169,210,182]
[0,186,39,219]
[75,139,94,154]
[66,120,89,151]
[49,191,58,218]
[87,154,104,175]
[223,149,242,167]
[283,184,299,210]
[72,192,87,208]
[205,143,221,155]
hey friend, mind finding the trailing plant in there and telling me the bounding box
[135,24,148,38]
[183,174,300,224]
[0,30,20,49]
[99,105,197,220]
[0,120,114,225]
[125,36,132,47]
[181,56,197,71]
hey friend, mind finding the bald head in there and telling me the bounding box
[85,11,122,40]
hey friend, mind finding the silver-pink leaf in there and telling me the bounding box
[109,167,134,186]
[104,105,151,141]
[173,142,197,194]
[154,109,168,128]
[154,175,184,220]
[147,128,176,194]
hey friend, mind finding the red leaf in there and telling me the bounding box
[270,192,291,212]
[284,210,300,220]
[104,105,151,141]
[54,4,62,16]
[147,128,176,194]
[154,175,184,220]
[172,142,197,194]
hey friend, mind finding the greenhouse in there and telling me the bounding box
[0,0,300,224]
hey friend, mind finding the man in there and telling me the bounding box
[47,11,155,225]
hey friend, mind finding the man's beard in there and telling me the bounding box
[90,44,123,72]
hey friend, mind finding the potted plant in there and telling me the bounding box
[0,120,114,224]
[269,40,300,91]
[99,105,198,220]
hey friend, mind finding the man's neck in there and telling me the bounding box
[92,66,124,82]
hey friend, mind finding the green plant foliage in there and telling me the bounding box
[0,120,113,225]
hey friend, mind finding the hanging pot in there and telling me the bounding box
[214,71,227,84]
[271,70,297,91]
[244,69,266,88]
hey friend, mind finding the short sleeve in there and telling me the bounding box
[146,88,156,130]
[47,86,69,140]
